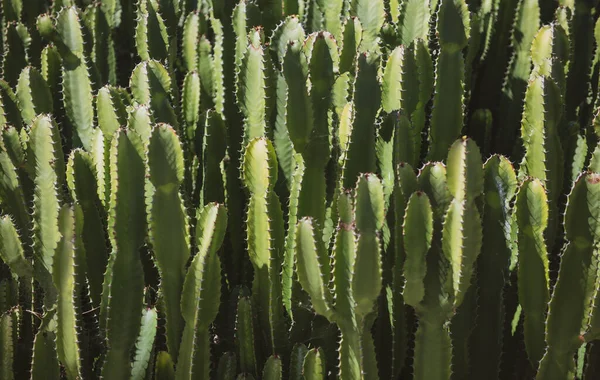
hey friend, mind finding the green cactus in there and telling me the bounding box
[427,0,470,161]
[516,178,550,367]
[56,7,95,151]
[537,172,600,379]
[101,129,147,379]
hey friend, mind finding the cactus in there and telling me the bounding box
[537,172,600,379]
[516,178,549,367]
[0,1,599,378]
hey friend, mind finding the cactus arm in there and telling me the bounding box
[381,46,405,114]
[67,150,108,307]
[30,310,60,380]
[135,0,169,62]
[282,155,304,317]
[289,343,309,380]
[269,16,305,67]
[0,216,31,278]
[283,40,313,155]
[176,203,226,379]
[2,23,29,88]
[101,129,147,379]
[427,0,470,161]
[154,351,175,380]
[343,53,380,188]
[210,16,225,116]
[263,356,283,380]
[296,218,334,320]
[495,0,540,154]
[537,173,600,379]
[413,319,452,380]
[518,73,564,250]
[353,174,384,318]
[339,17,362,74]
[302,348,325,380]
[236,296,258,376]
[350,0,384,52]
[29,116,61,306]
[397,0,430,46]
[131,307,158,380]
[332,190,357,329]
[469,155,517,378]
[16,67,53,126]
[147,125,190,360]
[217,352,237,380]
[56,7,95,151]
[232,1,248,70]
[182,12,200,73]
[403,192,433,307]
[442,138,484,307]
[0,309,15,380]
[53,205,81,380]
[565,0,596,121]
[238,33,267,145]
[515,178,550,367]
[130,61,178,129]
[0,144,31,244]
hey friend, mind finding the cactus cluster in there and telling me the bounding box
[1,0,600,379]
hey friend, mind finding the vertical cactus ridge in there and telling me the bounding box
[182,12,201,73]
[210,15,226,116]
[236,295,258,376]
[262,355,282,380]
[147,124,190,360]
[495,0,540,153]
[353,174,384,318]
[442,138,484,308]
[282,154,304,317]
[296,218,334,321]
[2,22,29,88]
[176,203,226,379]
[66,149,108,307]
[101,129,146,379]
[537,172,600,379]
[350,0,384,53]
[53,205,81,380]
[217,352,237,380]
[29,115,62,306]
[241,137,286,355]
[515,178,549,367]
[381,46,405,114]
[518,72,564,250]
[135,0,170,63]
[131,307,158,380]
[339,17,362,75]
[469,155,517,379]
[0,139,30,242]
[0,309,15,380]
[269,16,305,67]
[403,191,433,307]
[398,0,431,47]
[0,215,32,278]
[332,190,357,331]
[302,348,325,380]
[283,40,313,155]
[343,53,380,188]
[130,60,178,128]
[56,7,94,151]
[16,66,53,126]
[238,32,267,145]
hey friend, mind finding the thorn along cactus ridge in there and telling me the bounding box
[1,1,600,380]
